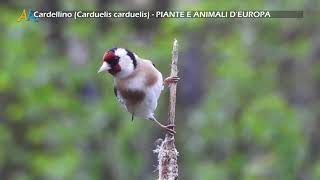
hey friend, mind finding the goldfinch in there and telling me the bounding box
[98,48,179,133]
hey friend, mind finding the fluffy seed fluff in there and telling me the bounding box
[153,135,179,180]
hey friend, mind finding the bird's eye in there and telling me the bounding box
[114,56,120,63]
[109,56,119,66]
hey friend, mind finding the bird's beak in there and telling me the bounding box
[98,62,111,73]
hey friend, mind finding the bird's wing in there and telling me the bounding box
[114,85,135,121]
[113,86,126,109]
[113,86,118,97]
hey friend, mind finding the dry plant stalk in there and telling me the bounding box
[154,39,179,180]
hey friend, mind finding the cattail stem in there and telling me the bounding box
[154,39,179,180]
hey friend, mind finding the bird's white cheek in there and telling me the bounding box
[117,56,135,78]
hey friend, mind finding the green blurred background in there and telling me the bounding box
[1,0,320,179]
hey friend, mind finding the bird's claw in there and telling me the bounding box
[164,76,180,85]
[163,124,176,134]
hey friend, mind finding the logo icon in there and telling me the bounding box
[17,9,38,22]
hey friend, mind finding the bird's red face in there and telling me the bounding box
[98,51,121,75]
[98,48,137,78]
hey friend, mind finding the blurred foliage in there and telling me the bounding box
[1,0,320,180]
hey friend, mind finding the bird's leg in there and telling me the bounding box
[163,76,180,86]
[149,117,176,134]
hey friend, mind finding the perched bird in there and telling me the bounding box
[98,48,179,134]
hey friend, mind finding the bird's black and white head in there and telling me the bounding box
[98,48,137,78]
